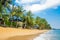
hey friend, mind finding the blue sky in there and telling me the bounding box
[14,0,60,29]
[33,6,60,29]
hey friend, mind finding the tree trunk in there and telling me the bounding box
[16,21,17,28]
[4,21,5,26]
[0,21,1,26]
[11,21,12,27]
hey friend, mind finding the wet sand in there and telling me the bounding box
[0,27,48,40]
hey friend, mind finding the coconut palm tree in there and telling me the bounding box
[9,4,16,27]
[25,11,34,29]
[0,0,12,26]
[35,16,41,29]
[0,0,12,12]
[35,16,50,29]
[9,6,24,28]
[40,18,51,29]
[15,6,24,28]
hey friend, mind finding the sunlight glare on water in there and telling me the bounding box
[34,30,60,40]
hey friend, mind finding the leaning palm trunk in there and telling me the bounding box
[16,19,18,28]
[0,15,2,25]
[11,21,13,27]
[10,20,12,27]
[10,14,13,27]
[4,21,5,26]
[16,21,17,28]
[0,21,1,25]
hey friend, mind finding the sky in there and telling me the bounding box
[14,0,60,29]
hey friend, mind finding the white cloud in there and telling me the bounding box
[15,0,40,4]
[21,0,36,3]
[24,0,60,12]
[15,0,21,4]
[15,0,60,12]
[21,0,41,4]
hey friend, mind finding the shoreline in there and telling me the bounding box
[0,27,49,40]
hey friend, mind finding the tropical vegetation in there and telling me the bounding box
[0,0,51,29]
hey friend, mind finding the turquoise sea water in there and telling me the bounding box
[34,30,60,40]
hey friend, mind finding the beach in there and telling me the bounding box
[0,27,48,40]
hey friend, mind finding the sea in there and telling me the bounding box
[34,30,60,40]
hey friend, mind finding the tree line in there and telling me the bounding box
[0,0,51,29]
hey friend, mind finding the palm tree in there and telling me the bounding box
[35,16,41,29]
[46,24,51,29]
[9,6,24,28]
[9,4,16,27]
[25,11,34,29]
[15,6,24,28]
[0,0,12,26]
[0,0,12,12]
[39,18,48,29]
[0,2,3,25]
[35,16,49,29]
[35,16,41,24]
[2,14,9,26]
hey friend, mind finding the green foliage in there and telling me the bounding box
[25,11,34,28]
[0,0,51,29]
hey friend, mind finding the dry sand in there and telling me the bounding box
[0,27,48,40]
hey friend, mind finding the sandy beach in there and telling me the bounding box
[0,27,48,40]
